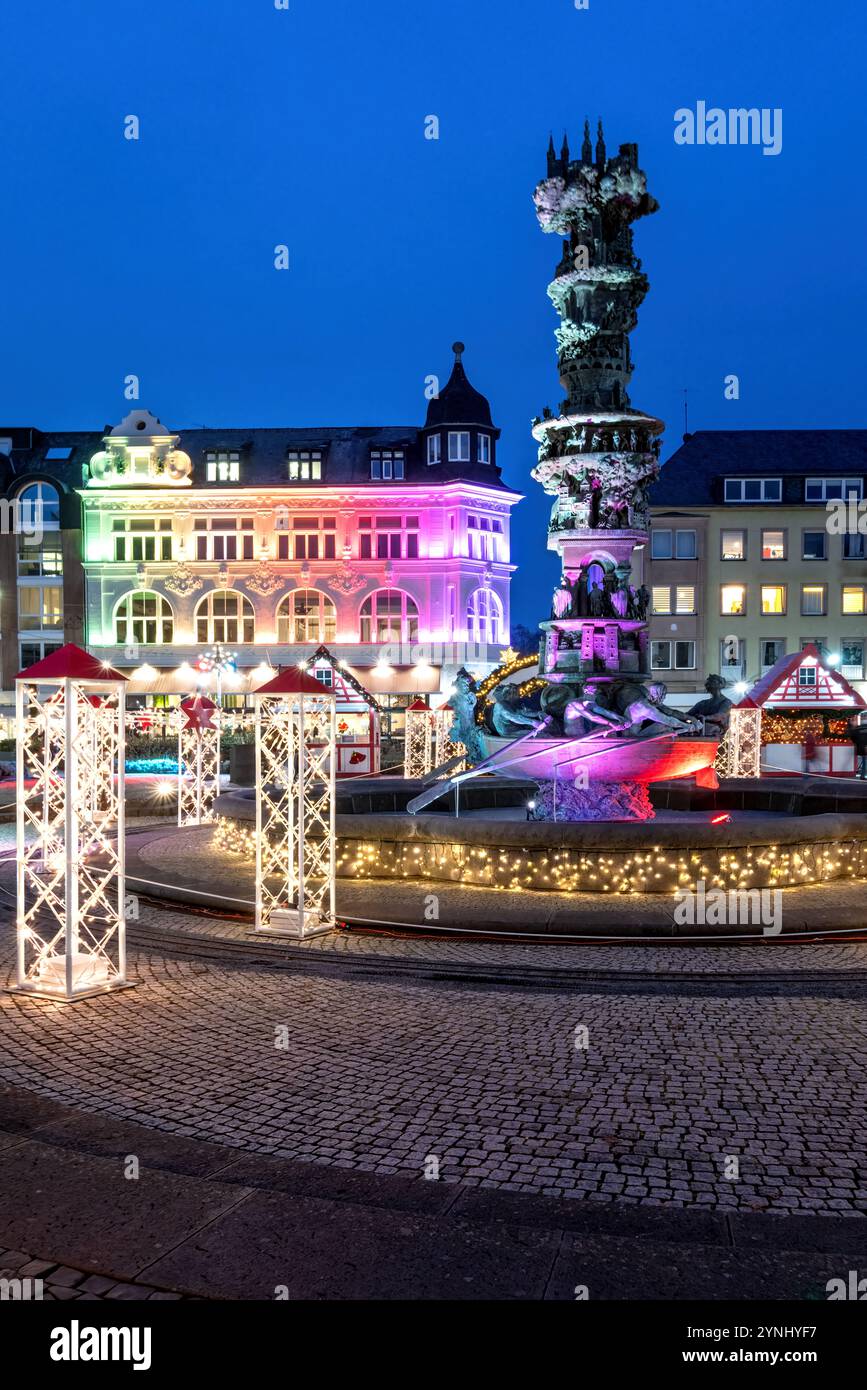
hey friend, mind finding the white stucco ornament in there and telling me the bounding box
[165,449,192,482]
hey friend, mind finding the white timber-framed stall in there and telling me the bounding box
[11,644,132,1002]
[253,667,336,940]
[305,645,381,777]
[404,697,434,778]
[178,693,221,826]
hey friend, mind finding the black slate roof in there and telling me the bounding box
[651,430,867,507]
[0,423,510,496]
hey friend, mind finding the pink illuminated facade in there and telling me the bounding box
[67,345,520,713]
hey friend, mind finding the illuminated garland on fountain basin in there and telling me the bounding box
[213,816,867,895]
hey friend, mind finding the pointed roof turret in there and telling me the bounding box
[581,118,593,163]
[560,131,570,166]
[424,343,494,428]
[595,118,606,168]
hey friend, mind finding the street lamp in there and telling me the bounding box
[195,645,237,709]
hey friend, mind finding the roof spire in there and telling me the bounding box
[560,130,570,166]
[582,118,592,163]
[452,340,464,364]
[595,118,606,168]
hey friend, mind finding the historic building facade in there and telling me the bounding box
[0,346,520,714]
[646,430,867,702]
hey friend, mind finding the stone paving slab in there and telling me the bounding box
[545,1234,849,1301]
[143,1187,562,1301]
[0,1139,251,1279]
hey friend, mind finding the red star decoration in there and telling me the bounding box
[180,695,217,732]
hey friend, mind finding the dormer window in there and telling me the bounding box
[478,433,491,464]
[448,431,470,462]
[724,478,781,503]
[427,434,441,465]
[370,449,404,480]
[288,450,322,481]
[206,450,240,482]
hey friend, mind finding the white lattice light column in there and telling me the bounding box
[715,705,762,779]
[404,698,433,778]
[11,645,131,1002]
[433,702,466,777]
[178,694,220,826]
[253,668,336,939]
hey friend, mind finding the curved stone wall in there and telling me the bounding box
[214,792,867,895]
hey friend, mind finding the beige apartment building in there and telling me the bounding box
[645,430,867,704]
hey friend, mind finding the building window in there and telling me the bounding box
[17,533,63,577]
[448,431,470,462]
[721,529,746,561]
[195,590,255,644]
[287,450,322,481]
[841,641,864,679]
[115,591,174,646]
[675,586,695,614]
[798,665,817,687]
[193,517,255,562]
[277,590,336,643]
[18,583,62,632]
[651,585,671,614]
[358,516,416,560]
[761,529,786,560]
[360,589,419,643]
[19,639,62,668]
[842,585,866,615]
[802,530,826,560]
[17,481,61,529]
[651,529,672,559]
[467,587,503,644]
[844,534,866,559]
[113,517,173,563]
[370,449,405,481]
[720,636,743,675]
[801,584,826,617]
[721,584,746,616]
[761,584,786,615]
[724,478,781,503]
[427,434,441,465]
[761,639,785,670]
[651,640,695,670]
[805,477,862,502]
[467,515,502,562]
[205,451,240,482]
[478,433,491,464]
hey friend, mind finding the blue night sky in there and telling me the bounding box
[2,0,864,628]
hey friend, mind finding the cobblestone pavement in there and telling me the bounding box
[1,870,866,1218]
[0,1246,186,1300]
[131,896,867,975]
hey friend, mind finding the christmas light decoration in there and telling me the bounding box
[177,694,220,826]
[253,666,336,939]
[715,706,762,779]
[433,702,466,774]
[214,815,867,895]
[11,644,131,1002]
[404,698,434,778]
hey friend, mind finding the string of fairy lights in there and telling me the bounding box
[213,816,867,894]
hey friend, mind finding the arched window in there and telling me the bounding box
[115,591,174,646]
[359,589,419,644]
[17,481,60,529]
[467,587,503,644]
[195,590,254,644]
[277,589,336,643]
